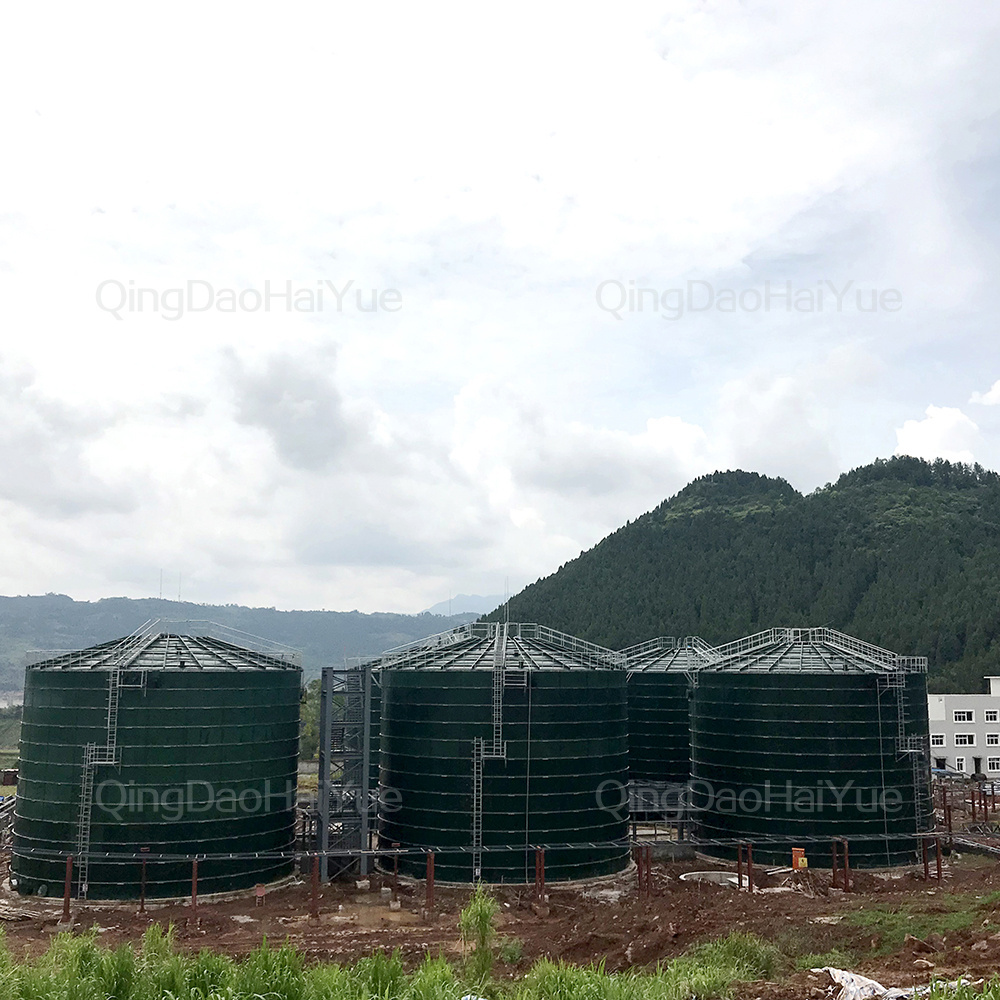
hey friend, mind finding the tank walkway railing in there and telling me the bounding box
[26,618,162,670]
[377,622,623,671]
[621,636,680,659]
[620,636,720,673]
[157,620,302,666]
[379,624,478,668]
[528,624,623,669]
[706,626,926,673]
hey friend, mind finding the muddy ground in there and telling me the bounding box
[3,851,1000,995]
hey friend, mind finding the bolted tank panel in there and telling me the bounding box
[689,628,933,868]
[12,631,300,899]
[623,637,716,786]
[376,623,630,882]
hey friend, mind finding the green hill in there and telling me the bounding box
[487,457,1000,693]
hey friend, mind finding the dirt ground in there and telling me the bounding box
[4,851,1000,994]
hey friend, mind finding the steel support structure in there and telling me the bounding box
[318,665,373,881]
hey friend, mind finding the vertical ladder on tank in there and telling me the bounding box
[881,669,933,837]
[471,737,484,879]
[471,625,509,879]
[491,623,508,755]
[75,620,159,898]
[878,669,907,746]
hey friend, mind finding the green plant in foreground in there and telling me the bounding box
[520,932,778,1000]
[0,920,779,1000]
[497,940,524,966]
[843,900,986,957]
[459,884,501,983]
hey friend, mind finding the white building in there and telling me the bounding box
[928,677,1000,775]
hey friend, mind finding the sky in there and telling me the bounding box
[1,2,999,613]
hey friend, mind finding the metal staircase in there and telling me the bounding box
[878,670,933,835]
[75,620,159,897]
[472,624,510,879]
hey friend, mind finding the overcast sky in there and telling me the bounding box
[1,2,999,613]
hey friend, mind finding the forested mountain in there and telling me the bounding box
[487,457,1000,694]
[0,595,474,696]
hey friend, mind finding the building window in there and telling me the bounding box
[955,734,976,746]
[956,757,966,772]
[989,734,1000,746]
[954,710,974,723]
[989,758,1000,772]
[987,711,999,724]
[931,734,945,747]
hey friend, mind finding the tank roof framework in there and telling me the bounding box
[620,635,717,673]
[704,627,927,674]
[376,621,623,671]
[26,620,301,671]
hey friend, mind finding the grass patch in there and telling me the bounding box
[498,939,524,965]
[521,933,779,1000]
[793,950,856,971]
[0,925,782,1000]
[842,898,990,957]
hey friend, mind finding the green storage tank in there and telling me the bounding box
[689,627,933,868]
[12,625,301,899]
[377,622,629,883]
[622,636,716,787]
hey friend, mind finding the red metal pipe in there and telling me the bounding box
[310,855,320,919]
[426,853,435,910]
[62,855,73,923]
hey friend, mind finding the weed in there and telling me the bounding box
[497,941,523,966]
[459,885,500,983]
[793,950,856,971]
[843,899,988,956]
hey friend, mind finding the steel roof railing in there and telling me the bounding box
[26,619,301,670]
[620,635,720,671]
[378,621,623,670]
[707,626,926,673]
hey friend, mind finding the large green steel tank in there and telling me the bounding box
[12,625,301,899]
[622,636,715,787]
[689,627,933,868]
[377,622,629,883]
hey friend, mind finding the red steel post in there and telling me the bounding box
[62,855,73,922]
[311,855,320,919]
[425,852,435,910]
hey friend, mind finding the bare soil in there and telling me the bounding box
[3,852,1000,994]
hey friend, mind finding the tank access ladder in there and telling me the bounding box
[75,620,160,898]
[472,623,510,879]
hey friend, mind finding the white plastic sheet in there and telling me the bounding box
[817,967,979,1000]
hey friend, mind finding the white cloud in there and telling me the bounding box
[1,3,1000,611]
[894,405,980,464]
[970,380,1000,405]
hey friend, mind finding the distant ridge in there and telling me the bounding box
[485,457,1000,694]
[0,594,476,692]
[422,594,504,616]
